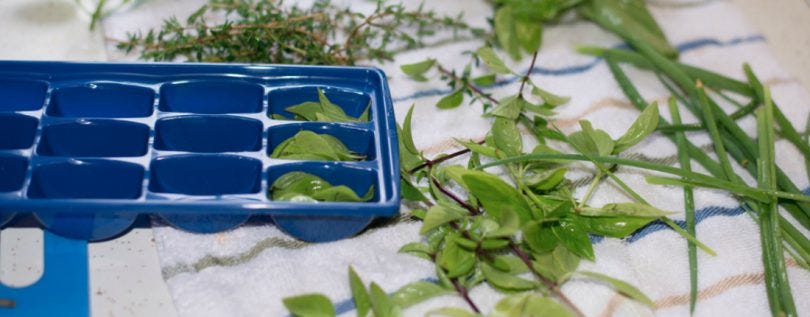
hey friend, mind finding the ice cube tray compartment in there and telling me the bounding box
[38,119,150,157]
[48,83,155,118]
[0,113,39,150]
[268,86,372,121]
[0,61,400,242]
[267,122,376,161]
[155,115,263,153]
[0,79,48,111]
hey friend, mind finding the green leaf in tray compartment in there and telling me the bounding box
[271,130,365,161]
[284,88,370,122]
[270,171,374,202]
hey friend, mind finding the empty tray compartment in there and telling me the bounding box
[266,161,378,202]
[268,86,371,121]
[267,122,375,161]
[48,83,155,118]
[155,115,262,152]
[28,159,144,199]
[0,154,28,192]
[159,80,264,114]
[0,79,48,112]
[149,154,262,196]
[0,113,38,150]
[38,119,149,157]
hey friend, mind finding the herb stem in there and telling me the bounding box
[577,171,603,208]
[437,65,499,104]
[431,176,481,215]
[518,50,539,96]
[509,243,585,317]
[451,278,481,313]
[408,140,486,174]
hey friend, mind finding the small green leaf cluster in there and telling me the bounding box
[277,88,369,122]
[271,130,364,161]
[117,0,484,65]
[269,172,373,203]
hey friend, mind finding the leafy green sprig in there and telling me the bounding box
[117,0,484,65]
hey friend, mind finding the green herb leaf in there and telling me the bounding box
[401,176,427,202]
[401,59,436,81]
[421,204,467,234]
[578,216,654,238]
[349,267,371,317]
[391,281,449,308]
[472,74,497,86]
[493,6,521,60]
[285,88,367,122]
[491,293,573,317]
[399,242,433,261]
[437,238,476,278]
[614,102,659,153]
[568,121,614,156]
[532,85,570,106]
[456,140,499,158]
[476,46,513,74]
[271,130,363,161]
[580,202,669,217]
[481,263,539,291]
[522,221,558,253]
[532,246,581,283]
[554,218,595,261]
[515,19,542,53]
[369,283,403,317]
[525,167,568,191]
[462,171,533,224]
[437,90,465,109]
[283,294,336,317]
[492,117,523,157]
[270,172,373,202]
[489,95,524,120]
[425,307,479,317]
[577,271,654,307]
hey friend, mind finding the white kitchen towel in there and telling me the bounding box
[102,0,810,316]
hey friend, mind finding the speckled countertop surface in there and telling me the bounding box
[0,0,808,316]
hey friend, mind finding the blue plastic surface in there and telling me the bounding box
[0,61,401,242]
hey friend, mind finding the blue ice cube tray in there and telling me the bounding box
[0,60,401,242]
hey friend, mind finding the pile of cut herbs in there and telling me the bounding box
[120,0,810,316]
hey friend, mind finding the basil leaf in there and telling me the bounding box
[614,102,659,153]
[476,46,513,74]
[484,208,521,238]
[391,281,449,308]
[270,172,373,202]
[531,246,580,283]
[437,89,464,109]
[493,6,521,60]
[491,293,573,317]
[462,171,533,224]
[472,74,497,86]
[456,140,499,158]
[515,18,542,53]
[568,120,614,156]
[349,267,371,317]
[525,167,568,191]
[283,294,335,317]
[553,218,594,261]
[489,95,523,119]
[577,271,655,307]
[400,59,436,81]
[481,262,539,291]
[401,105,419,155]
[398,242,433,261]
[285,101,323,121]
[492,255,530,274]
[437,238,476,278]
[284,88,367,122]
[578,215,654,238]
[492,117,523,157]
[271,130,363,161]
[420,204,467,234]
[580,202,669,218]
[425,307,479,317]
[522,221,558,253]
[532,85,570,106]
[369,283,403,317]
[401,176,427,202]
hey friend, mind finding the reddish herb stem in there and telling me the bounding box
[431,176,481,215]
[510,243,585,317]
[518,50,539,96]
[407,140,486,174]
[437,65,499,104]
[452,278,481,313]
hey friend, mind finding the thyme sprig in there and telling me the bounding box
[117,0,484,65]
